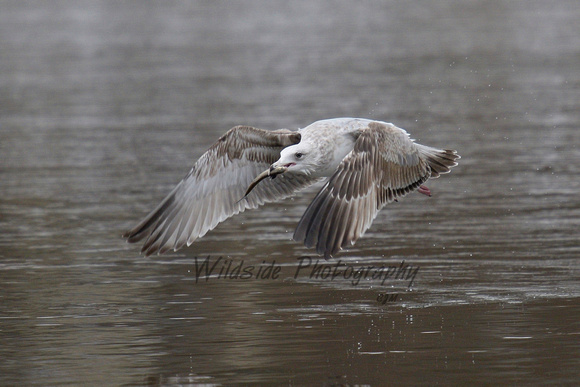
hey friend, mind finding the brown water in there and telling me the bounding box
[1,1,579,385]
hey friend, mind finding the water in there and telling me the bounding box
[1,0,579,385]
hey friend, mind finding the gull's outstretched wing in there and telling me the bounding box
[293,121,459,258]
[124,126,317,256]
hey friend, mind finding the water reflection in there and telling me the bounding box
[1,0,579,385]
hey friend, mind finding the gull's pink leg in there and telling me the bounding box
[418,185,431,197]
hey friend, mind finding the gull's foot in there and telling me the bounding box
[418,185,431,197]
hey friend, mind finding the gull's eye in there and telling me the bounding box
[295,152,304,159]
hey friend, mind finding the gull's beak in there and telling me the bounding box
[242,165,287,199]
[268,164,288,176]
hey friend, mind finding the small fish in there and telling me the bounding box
[241,165,287,201]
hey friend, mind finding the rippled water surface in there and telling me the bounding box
[1,1,579,385]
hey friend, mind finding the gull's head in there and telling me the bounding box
[242,142,318,199]
[273,143,318,175]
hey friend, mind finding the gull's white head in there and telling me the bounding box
[242,141,319,199]
[273,142,320,176]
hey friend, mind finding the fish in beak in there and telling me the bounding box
[241,165,287,200]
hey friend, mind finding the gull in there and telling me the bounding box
[124,118,459,258]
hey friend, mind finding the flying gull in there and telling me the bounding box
[124,118,459,258]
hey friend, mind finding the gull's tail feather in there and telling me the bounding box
[415,144,460,178]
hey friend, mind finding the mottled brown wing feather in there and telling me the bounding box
[124,126,316,256]
[294,121,458,258]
